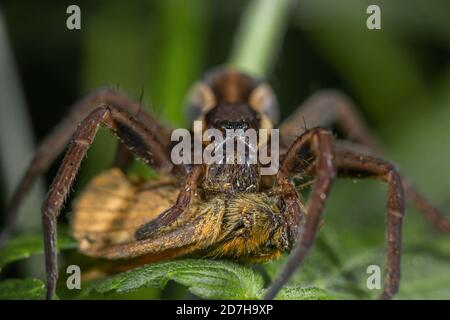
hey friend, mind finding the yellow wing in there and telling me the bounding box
[71,168,179,255]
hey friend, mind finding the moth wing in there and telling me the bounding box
[71,168,179,254]
[72,168,226,262]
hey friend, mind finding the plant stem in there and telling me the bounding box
[229,0,295,78]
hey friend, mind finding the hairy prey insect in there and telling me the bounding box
[2,67,450,300]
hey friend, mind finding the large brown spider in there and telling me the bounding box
[2,67,449,300]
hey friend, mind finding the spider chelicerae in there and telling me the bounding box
[1,67,449,300]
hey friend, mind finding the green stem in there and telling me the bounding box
[229,0,295,78]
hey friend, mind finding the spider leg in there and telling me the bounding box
[265,140,405,300]
[90,209,218,261]
[134,164,204,240]
[1,88,173,246]
[41,105,172,299]
[279,90,380,152]
[334,149,405,299]
[335,141,450,233]
[112,142,135,170]
[264,127,336,299]
[279,90,450,233]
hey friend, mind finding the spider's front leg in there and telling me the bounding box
[265,127,336,299]
[265,128,405,299]
[134,164,204,240]
[334,149,405,299]
[1,88,173,246]
[42,105,173,299]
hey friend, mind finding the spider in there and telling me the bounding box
[1,67,449,300]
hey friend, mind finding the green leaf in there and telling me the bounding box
[85,259,265,300]
[83,258,335,300]
[0,278,57,300]
[0,233,77,271]
[263,181,450,300]
[230,0,293,78]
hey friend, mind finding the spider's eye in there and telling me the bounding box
[217,120,249,131]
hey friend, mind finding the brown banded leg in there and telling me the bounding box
[135,164,204,240]
[91,212,216,261]
[334,150,405,299]
[402,180,450,232]
[264,128,336,300]
[1,88,172,246]
[279,90,381,152]
[41,105,173,299]
[279,90,450,233]
[334,141,450,233]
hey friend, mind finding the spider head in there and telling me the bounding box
[185,66,279,128]
[206,102,259,131]
[185,67,280,194]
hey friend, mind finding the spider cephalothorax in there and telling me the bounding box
[2,67,450,300]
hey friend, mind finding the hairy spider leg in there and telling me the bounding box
[1,88,174,246]
[41,105,172,299]
[279,90,450,232]
[265,128,405,300]
[265,128,335,299]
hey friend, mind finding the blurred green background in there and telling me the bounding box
[0,0,450,299]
